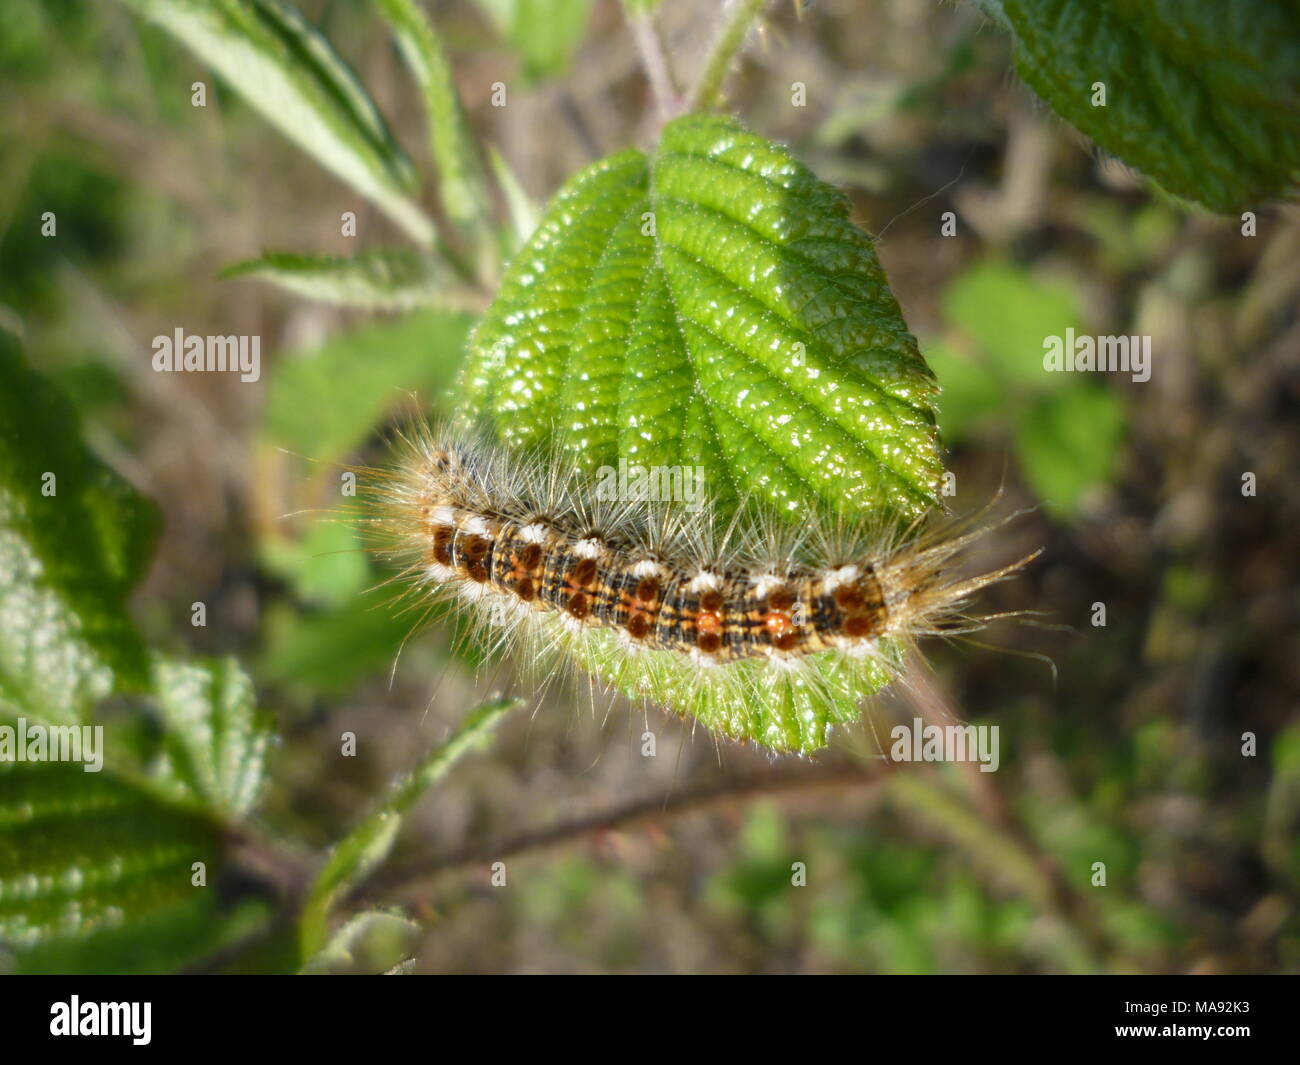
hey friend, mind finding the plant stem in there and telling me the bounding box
[686,0,770,113]
[629,13,683,124]
[355,763,885,905]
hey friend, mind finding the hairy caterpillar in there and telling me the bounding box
[355,423,1029,755]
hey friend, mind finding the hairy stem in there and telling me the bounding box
[687,0,769,113]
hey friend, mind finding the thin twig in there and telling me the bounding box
[356,763,885,906]
[629,13,683,125]
[686,0,770,113]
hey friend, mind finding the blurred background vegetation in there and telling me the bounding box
[1,0,1298,973]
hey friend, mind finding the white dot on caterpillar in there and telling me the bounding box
[688,647,722,669]
[573,537,603,559]
[430,505,457,527]
[424,562,457,583]
[630,559,663,578]
[839,637,879,660]
[750,573,786,598]
[557,612,585,636]
[460,514,490,537]
[686,570,722,593]
[821,564,860,591]
[763,651,803,673]
[616,629,649,656]
[519,522,548,544]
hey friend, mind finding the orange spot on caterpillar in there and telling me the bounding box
[833,584,865,611]
[772,631,800,652]
[765,612,793,637]
[432,526,454,566]
[766,589,795,612]
[843,614,878,638]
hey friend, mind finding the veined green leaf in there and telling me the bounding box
[298,695,519,955]
[150,657,272,820]
[223,249,467,310]
[119,0,435,244]
[376,0,491,241]
[0,334,158,725]
[0,761,227,967]
[997,0,1300,213]
[0,342,274,971]
[457,114,942,523]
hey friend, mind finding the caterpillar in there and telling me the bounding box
[355,423,1030,755]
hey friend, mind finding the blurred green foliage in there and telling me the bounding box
[925,260,1127,516]
[474,0,595,83]
[1,0,1296,976]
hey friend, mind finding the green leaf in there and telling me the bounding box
[258,590,419,697]
[223,250,467,310]
[118,0,435,244]
[260,517,371,608]
[998,0,1300,213]
[0,341,275,972]
[376,0,491,240]
[1013,386,1126,515]
[298,813,399,959]
[298,694,518,954]
[150,657,272,820]
[0,761,227,968]
[300,908,417,973]
[0,334,158,724]
[261,307,474,462]
[474,0,594,83]
[457,114,942,523]
[0,337,274,972]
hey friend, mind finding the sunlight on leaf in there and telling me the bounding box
[457,114,942,524]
